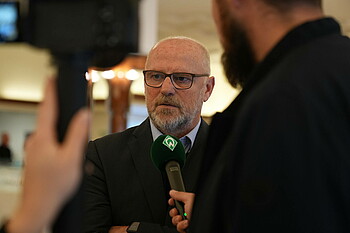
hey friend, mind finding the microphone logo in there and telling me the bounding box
[162,135,178,151]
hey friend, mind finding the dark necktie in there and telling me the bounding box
[179,136,191,154]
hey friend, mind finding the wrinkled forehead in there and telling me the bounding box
[145,40,210,74]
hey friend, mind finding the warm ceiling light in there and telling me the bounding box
[86,70,101,83]
[101,70,116,79]
[116,71,125,78]
[125,69,140,80]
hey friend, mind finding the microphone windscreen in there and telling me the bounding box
[151,135,186,171]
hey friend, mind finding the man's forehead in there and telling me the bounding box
[146,51,203,72]
[151,43,197,56]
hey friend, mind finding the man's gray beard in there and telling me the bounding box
[149,108,193,136]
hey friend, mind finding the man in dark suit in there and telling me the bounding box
[169,0,350,232]
[83,37,215,233]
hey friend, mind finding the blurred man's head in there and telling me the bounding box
[1,133,9,146]
[212,0,323,88]
[144,37,215,138]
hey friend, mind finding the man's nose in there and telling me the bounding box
[160,76,176,95]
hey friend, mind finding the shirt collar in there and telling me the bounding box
[150,118,202,149]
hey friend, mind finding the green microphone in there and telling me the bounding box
[151,135,188,220]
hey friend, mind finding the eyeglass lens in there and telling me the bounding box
[145,71,193,89]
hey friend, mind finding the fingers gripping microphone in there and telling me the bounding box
[151,135,188,220]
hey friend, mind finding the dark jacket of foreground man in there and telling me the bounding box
[190,18,350,233]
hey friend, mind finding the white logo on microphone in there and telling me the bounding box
[163,136,178,151]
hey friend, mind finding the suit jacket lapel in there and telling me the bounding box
[128,118,167,223]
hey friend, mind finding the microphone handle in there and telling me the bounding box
[165,161,188,220]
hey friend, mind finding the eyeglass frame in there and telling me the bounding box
[143,70,210,90]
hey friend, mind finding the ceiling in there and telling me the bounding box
[0,0,349,116]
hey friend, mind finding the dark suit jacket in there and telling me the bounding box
[84,118,208,233]
[0,145,12,163]
[190,18,350,233]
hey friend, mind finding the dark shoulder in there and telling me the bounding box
[272,33,350,83]
[251,34,350,102]
[89,119,148,147]
[94,125,138,143]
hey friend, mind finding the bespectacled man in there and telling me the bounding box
[84,36,215,233]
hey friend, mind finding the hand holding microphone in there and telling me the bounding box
[150,135,188,220]
[168,190,195,233]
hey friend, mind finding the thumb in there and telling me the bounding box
[169,190,188,203]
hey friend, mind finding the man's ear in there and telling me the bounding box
[203,76,215,102]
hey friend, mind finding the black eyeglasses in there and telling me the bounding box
[143,70,209,90]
